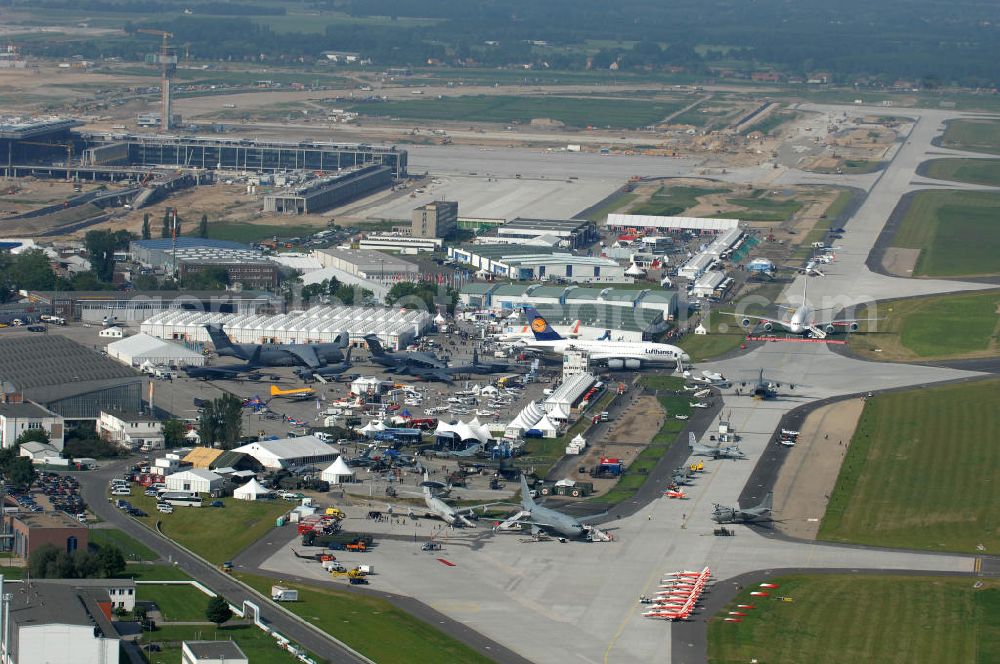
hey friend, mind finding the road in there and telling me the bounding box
[79,461,372,664]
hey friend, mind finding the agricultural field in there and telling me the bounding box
[237,574,494,664]
[849,290,1000,361]
[891,190,1000,277]
[629,185,728,217]
[347,94,685,128]
[818,379,1000,553]
[940,119,1000,154]
[921,158,1000,186]
[709,574,1000,664]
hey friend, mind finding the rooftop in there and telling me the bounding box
[232,435,337,460]
[314,247,416,271]
[533,303,663,333]
[131,238,248,251]
[0,118,83,140]
[12,511,86,529]
[0,336,138,397]
[184,641,247,660]
[0,402,58,419]
[454,244,557,259]
[8,582,115,636]
[503,217,592,230]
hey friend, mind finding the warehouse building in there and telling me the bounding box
[358,234,443,254]
[677,253,716,280]
[459,283,678,321]
[231,435,338,470]
[165,469,224,494]
[97,411,164,452]
[263,165,393,214]
[542,372,596,421]
[448,245,626,283]
[6,511,88,558]
[606,213,740,233]
[25,289,282,324]
[313,247,418,280]
[140,306,432,349]
[0,335,142,419]
[412,200,458,239]
[496,218,597,249]
[106,333,206,368]
[690,271,727,298]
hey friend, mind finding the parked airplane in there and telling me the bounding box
[182,346,263,380]
[737,369,796,400]
[364,335,447,370]
[724,282,865,339]
[294,348,353,381]
[206,324,346,367]
[269,384,316,400]
[688,432,746,460]
[685,370,730,387]
[712,493,774,524]
[496,476,610,541]
[420,472,499,526]
[519,307,689,369]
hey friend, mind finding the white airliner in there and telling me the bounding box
[495,319,581,342]
[725,282,864,339]
[520,307,689,369]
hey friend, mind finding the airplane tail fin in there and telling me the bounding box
[758,492,773,513]
[597,329,611,341]
[473,347,479,365]
[364,335,387,356]
[205,324,245,358]
[345,347,353,363]
[247,344,263,367]
[520,474,537,510]
[270,385,283,396]
[522,307,563,341]
[688,432,696,449]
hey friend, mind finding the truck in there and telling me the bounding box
[271,585,299,602]
[538,479,594,498]
[302,531,373,549]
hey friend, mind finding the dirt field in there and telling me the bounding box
[881,247,921,277]
[574,395,665,495]
[773,398,865,540]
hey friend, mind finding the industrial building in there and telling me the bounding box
[106,333,206,368]
[0,335,142,419]
[0,118,84,170]
[448,245,627,284]
[359,234,443,254]
[496,218,597,249]
[313,247,418,280]
[97,410,165,452]
[0,402,64,450]
[542,372,597,421]
[412,200,458,239]
[140,305,432,349]
[165,468,224,494]
[677,253,716,280]
[690,271,727,298]
[24,288,281,324]
[6,511,88,559]
[460,283,678,320]
[130,238,278,289]
[231,435,338,470]
[262,165,393,214]
[606,213,740,233]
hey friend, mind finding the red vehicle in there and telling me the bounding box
[407,418,437,430]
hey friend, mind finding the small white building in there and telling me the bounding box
[231,436,338,470]
[19,440,62,463]
[0,402,65,451]
[351,376,388,396]
[98,326,124,339]
[97,411,164,452]
[320,457,355,484]
[165,469,223,494]
[182,641,248,664]
[690,271,726,298]
[233,478,271,501]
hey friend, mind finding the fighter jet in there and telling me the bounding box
[712,493,773,524]
[496,476,610,541]
[688,432,746,460]
[206,324,346,368]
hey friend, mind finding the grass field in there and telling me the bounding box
[629,185,727,217]
[142,623,307,664]
[923,158,1000,186]
[891,190,1000,277]
[849,290,1000,361]
[678,330,747,362]
[581,191,637,223]
[522,392,617,476]
[709,574,1000,664]
[941,119,1000,154]
[89,527,157,561]
[126,564,192,581]
[818,379,1000,553]
[718,191,803,222]
[348,95,685,128]
[237,573,494,664]
[125,495,289,564]
[743,109,798,136]
[206,222,322,243]
[140,584,213,622]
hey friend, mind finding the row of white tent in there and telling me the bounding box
[505,401,560,439]
[232,457,356,501]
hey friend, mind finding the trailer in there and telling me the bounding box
[271,585,299,602]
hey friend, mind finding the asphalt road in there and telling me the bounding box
[78,461,372,664]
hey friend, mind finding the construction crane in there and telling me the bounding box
[137,29,177,132]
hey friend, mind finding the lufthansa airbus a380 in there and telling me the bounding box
[519,307,689,370]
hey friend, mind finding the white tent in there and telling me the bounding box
[233,478,270,501]
[358,420,387,437]
[571,433,586,447]
[625,262,646,277]
[534,414,560,438]
[506,401,543,437]
[106,332,206,367]
[321,457,355,484]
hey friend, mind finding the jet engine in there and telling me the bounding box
[849,322,860,332]
[741,317,752,328]
[825,324,836,335]
[607,359,624,369]
[625,359,640,369]
[762,322,773,332]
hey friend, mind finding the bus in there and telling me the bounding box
[159,491,203,508]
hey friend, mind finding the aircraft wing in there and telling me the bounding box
[283,345,322,368]
[721,312,787,327]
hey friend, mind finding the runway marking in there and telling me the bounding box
[974,557,982,574]
[437,558,456,567]
[602,560,663,664]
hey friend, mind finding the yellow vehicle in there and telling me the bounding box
[324,507,346,519]
[689,461,705,473]
[270,385,315,398]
